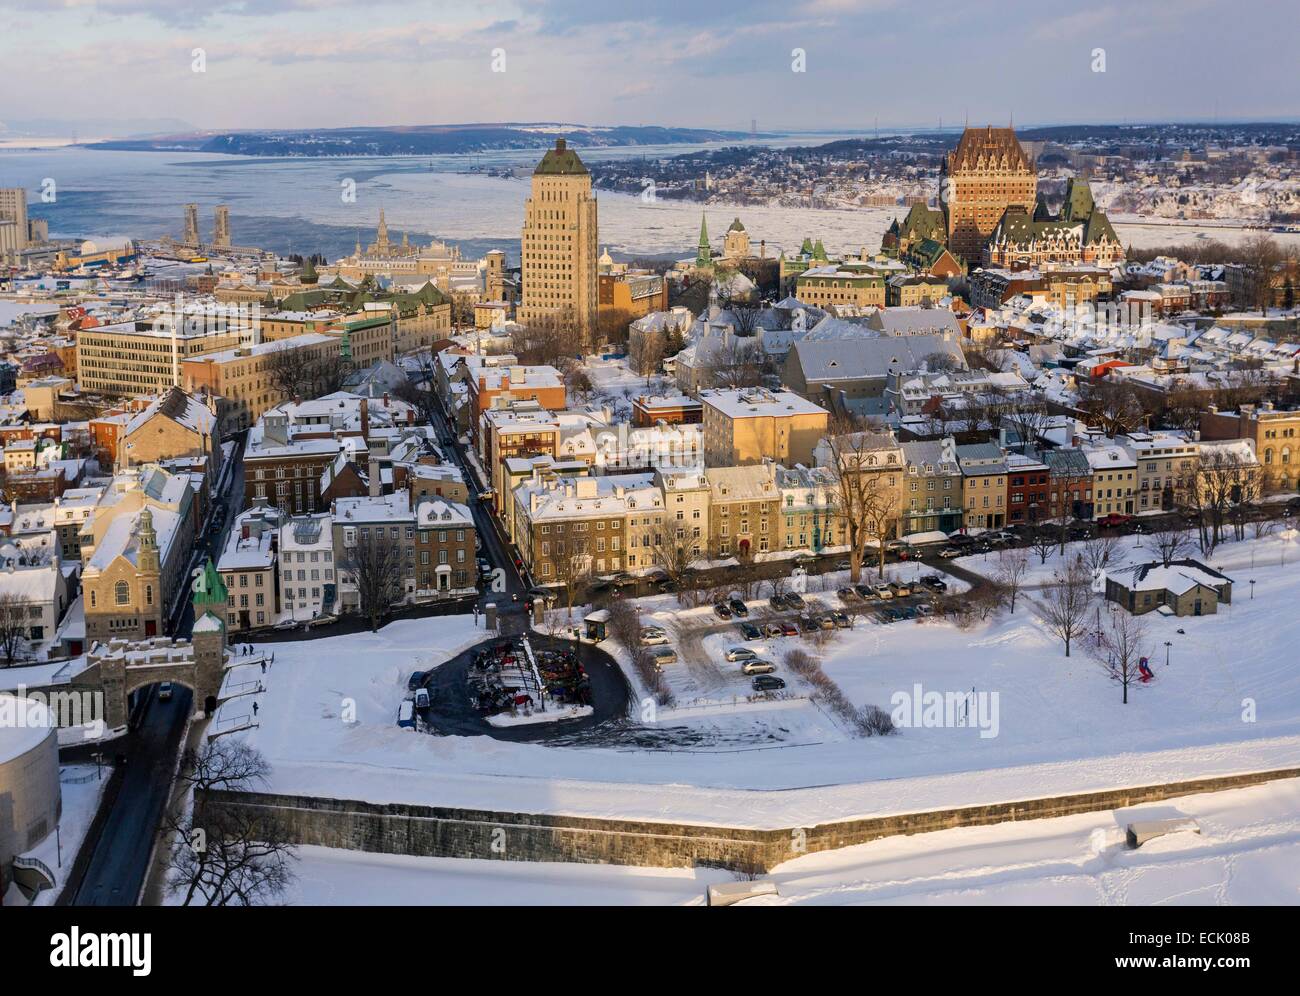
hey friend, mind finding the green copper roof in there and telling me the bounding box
[533,138,589,176]
[191,558,228,613]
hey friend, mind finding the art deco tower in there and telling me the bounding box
[519,139,598,347]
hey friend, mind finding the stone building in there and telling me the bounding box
[519,139,599,348]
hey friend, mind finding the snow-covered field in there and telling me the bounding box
[236,532,1300,830]
[275,777,1300,905]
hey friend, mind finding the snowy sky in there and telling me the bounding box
[2,0,1297,134]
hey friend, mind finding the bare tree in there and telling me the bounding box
[1004,395,1053,452]
[0,593,31,666]
[340,530,406,631]
[627,325,666,382]
[1149,526,1192,567]
[1092,607,1151,705]
[165,741,296,906]
[1028,523,1058,565]
[1237,233,1282,315]
[651,531,700,602]
[1036,559,1094,658]
[822,424,899,583]
[1082,380,1146,438]
[1079,534,1120,575]
[995,549,1029,614]
[706,336,765,390]
[553,537,593,618]
[1180,445,1262,554]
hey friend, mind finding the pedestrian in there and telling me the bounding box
[252,701,259,715]
[260,660,266,673]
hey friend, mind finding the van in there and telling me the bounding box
[397,698,416,730]
[413,687,432,710]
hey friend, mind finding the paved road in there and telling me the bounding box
[70,685,193,906]
[428,394,529,632]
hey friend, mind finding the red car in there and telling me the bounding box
[780,622,799,637]
[1098,513,1133,528]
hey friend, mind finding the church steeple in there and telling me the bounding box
[137,507,160,574]
[376,208,389,252]
[696,212,712,268]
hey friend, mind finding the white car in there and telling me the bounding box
[158,681,173,702]
[724,647,758,662]
[741,660,777,676]
[640,628,670,646]
[873,583,895,600]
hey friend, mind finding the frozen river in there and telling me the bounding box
[1,143,1295,264]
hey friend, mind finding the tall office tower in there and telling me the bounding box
[519,138,598,348]
[940,125,1036,266]
[183,203,200,246]
[0,188,31,251]
[213,205,231,248]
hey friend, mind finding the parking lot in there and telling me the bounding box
[639,574,948,704]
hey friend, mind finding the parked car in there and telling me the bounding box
[763,622,785,638]
[837,587,859,602]
[916,603,935,617]
[648,646,678,666]
[780,622,799,637]
[854,583,877,600]
[713,601,733,620]
[872,583,894,600]
[741,659,777,675]
[158,681,173,702]
[413,687,432,710]
[738,621,762,640]
[407,670,429,691]
[919,575,947,592]
[728,597,749,617]
[751,674,787,692]
[783,592,806,609]
[947,533,976,547]
[397,698,416,730]
[798,614,819,633]
[1099,513,1133,528]
[769,595,787,611]
[725,647,758,662]
[835,560,851,571]
[831,611,851,629]
[938,546,963,559]
[640,628,670,647]
[889,581,912,597]
[817,615,836,631]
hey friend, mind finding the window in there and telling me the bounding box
[114,580,130,605]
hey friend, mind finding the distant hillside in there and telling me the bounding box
[86,122,753,157]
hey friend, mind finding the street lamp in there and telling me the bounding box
[1250,579,1256,600]
[1164,640,1171,667]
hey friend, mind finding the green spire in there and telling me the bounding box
[191,557,228,614]
[696,213,712,268]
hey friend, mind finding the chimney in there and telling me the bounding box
[360,397,370,439]
[368,456,381,497]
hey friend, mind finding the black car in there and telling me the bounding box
[407,670,429,691]
[919,575,948,592]
[713,601,733,620]
[728,597,749,617]
[783,592,806,609]
[769,595,787,610]
[854,583,875,598]
[738,621,762,640]
[752,674,787,692]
